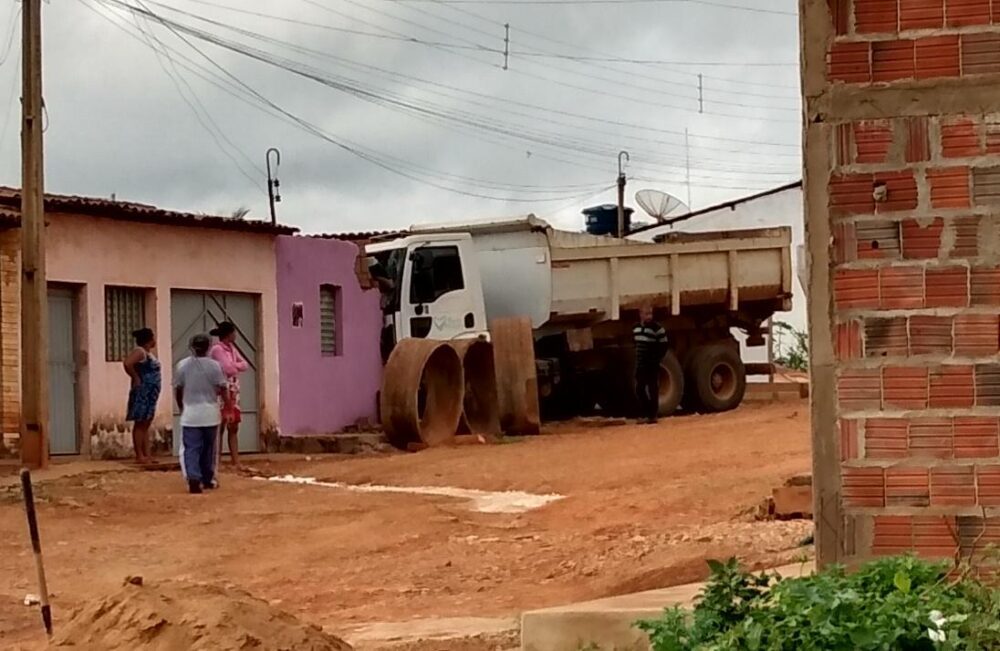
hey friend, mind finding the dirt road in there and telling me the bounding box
[0,401,811,649]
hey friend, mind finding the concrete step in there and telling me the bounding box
[745,381,809,401]
[520,561,814,651]
[276,432,389,455]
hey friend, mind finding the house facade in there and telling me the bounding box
[0,188,295,459]
[275,235,382,435]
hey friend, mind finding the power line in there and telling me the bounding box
[91,0,631,201]
[305,0,799,122]
[510,51,796,67]
[0,49,21,154]
[402,0,801,90]
[170,0,798,106]
[166,0,503,53]
[130,11,265,190]
[117,0,801,177]
[387,0,796,15]
[157,0,801,156]
[363,0,799,114]
[88,0,798,202]
[0,4,21,67]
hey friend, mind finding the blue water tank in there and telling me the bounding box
[583,204,634,237]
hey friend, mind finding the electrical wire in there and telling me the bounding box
[389,0,795,15]
[0,49,20,154]
[130,11,265,190]
[0,4,21,68]
[169,0,801,148]
[154,0,801,163]
[408,0,801,91]
[111,0,800,180]
[86,0,797,203]
[330,0,799,118]
[92,0,628,201]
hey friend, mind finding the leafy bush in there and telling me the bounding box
[772,321,808,372]
[637,556,1000,651]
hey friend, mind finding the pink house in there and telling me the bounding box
[0,188,295,459]
[275,235,383,435]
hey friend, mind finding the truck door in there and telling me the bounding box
[403,243,484,340]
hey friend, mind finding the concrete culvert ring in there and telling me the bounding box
[452,339,500,436]
[380,339,464,449]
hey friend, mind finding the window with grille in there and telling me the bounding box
[319,284,341,357]
[105,286,146,361]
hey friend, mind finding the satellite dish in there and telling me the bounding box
[635,189,688,222]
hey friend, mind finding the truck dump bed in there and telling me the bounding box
[408,215,793,329]
[547,226,793,323]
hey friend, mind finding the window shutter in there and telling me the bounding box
[105,287,146,361]
[320,285,338,356]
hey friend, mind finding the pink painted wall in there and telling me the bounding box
[44,212,281,445]
[276,236,382,434]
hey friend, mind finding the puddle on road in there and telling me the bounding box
[258,475,564,513]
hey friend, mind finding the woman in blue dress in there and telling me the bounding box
[123,328,161,464]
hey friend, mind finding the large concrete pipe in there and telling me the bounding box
[490,316,541,436]
[380,339,464,449]
[452,339,501,437]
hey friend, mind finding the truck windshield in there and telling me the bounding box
[409,245,464,305]
[371,249,405,313]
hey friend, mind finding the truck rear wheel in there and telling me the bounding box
[657,352,684,417]
[687,344,746,413]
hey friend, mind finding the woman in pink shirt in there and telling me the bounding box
[209,321,249,469]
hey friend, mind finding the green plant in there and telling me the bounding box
[637,556,1000,651]
[772,321,808,372]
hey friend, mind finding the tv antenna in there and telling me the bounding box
[634,189,688,223]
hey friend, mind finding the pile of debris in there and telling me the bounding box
[51,577,352,651]
[751,474,813,521]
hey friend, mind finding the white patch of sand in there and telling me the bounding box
[260,475,564,513]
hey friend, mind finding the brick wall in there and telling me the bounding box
[804,0,1000,566]
[0,229,19,458]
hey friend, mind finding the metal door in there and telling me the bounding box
[170,291,260,454]
[48,288,79,454]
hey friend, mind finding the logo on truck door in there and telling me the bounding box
[433,315,464,332]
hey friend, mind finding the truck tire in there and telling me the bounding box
[599,347,683,418]
[687,344,746,413]
[657,351,685,417]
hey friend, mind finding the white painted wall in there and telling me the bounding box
[629,186,806,369]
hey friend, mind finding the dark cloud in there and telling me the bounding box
[0,0,801,233]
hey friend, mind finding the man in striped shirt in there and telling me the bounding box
[633,305,667,424]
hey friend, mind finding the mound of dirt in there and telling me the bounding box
[51,579,352,651]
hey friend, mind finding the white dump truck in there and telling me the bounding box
[366,215,793,419]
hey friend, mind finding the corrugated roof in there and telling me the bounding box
[309,230,404,242]
[0,207,18,228]
[408,213,544,235]
[0,187,298,235]
[628,180,802,235]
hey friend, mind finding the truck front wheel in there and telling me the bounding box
[687,344,746,412]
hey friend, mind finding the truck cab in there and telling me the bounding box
[367,233,488,359]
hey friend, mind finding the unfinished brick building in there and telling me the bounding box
[803,0,1000,566]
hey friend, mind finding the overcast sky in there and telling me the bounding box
[0,0,801,234]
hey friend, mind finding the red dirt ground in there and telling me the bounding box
[0,401,812,649]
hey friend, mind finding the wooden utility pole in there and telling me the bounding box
[20,0,49,469]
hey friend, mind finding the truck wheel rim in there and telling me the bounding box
[709,362,737,400]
